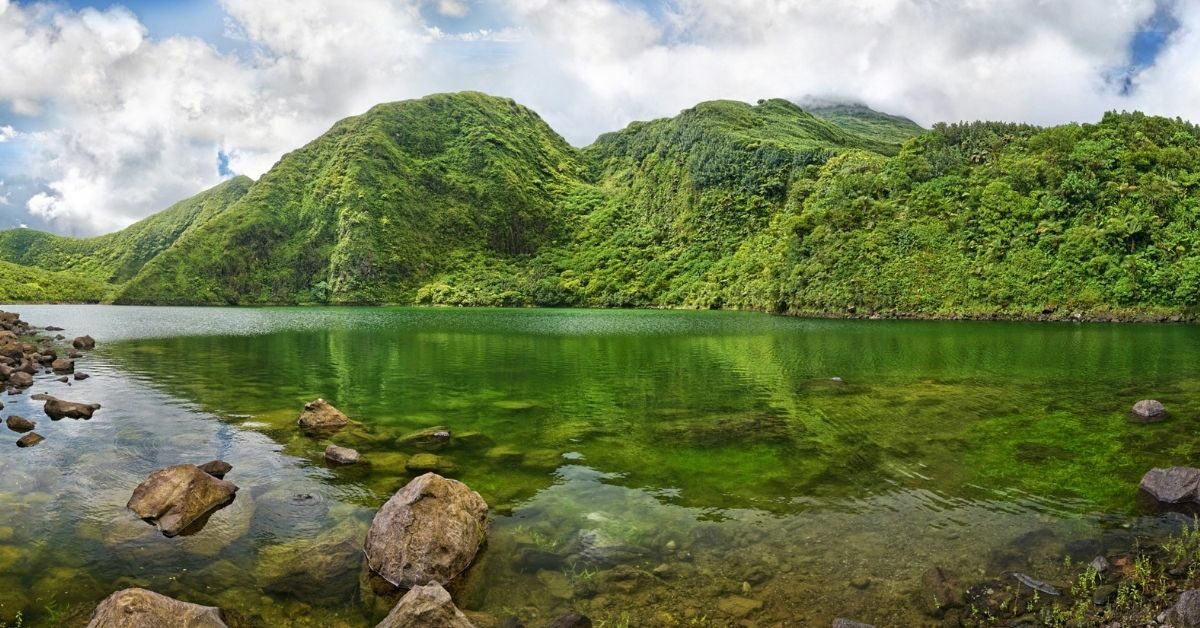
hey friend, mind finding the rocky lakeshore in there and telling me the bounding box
[7,308,1200,627]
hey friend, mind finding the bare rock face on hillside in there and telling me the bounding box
[364,473,488,589]
[297,398,350,432]
[85,588,227,627]
[127,464,238,537]
[375,583,475,628]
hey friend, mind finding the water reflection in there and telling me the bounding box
[2,306,1200,625]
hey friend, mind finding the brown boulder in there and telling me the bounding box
[297,398,350,432]
[16,432,44,447]
[8,371,32,388]
[73,335,96,350]
[375,583,475,628]
[6,415,35,432]
[364,473,488,588]
[127,464,239,537]
[85,588,226,627]
[197,460,233,479]
[44,396,101,420]
[51,358,74,373]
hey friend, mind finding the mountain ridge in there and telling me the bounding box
[2,92,1199,321]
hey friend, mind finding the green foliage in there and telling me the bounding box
[0,259,107,303]
[2,93,1200,318]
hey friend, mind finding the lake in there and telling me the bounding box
[1,305,1197,626]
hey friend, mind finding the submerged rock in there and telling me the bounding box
[364,472,488,589]
[406,452,454,473]
[547,612,592,628]
[43,396,101,420]
[919,566,963,617]
[72,335,96,350]
[376,582,475,628]
[297,398,350,432]
[127,464,238,537]
[257,517,364,603]
[197,460,233,479]
[325,444,361,465]
[717,596,763,618]
[396,425,452,450]
[832,620,875,628]
[85,588,226,627]
[16,432,44,447]
[6,414,35,432]
[1140,467,1200,505]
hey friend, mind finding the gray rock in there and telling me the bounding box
[1140,467,1200,504]
[1131,399,1166,420]
[364,473,488,589]
[1165,589,1200,627]
[72,335,96,350]
[127,464,238,537]
[1089,555,1110,574]
[74,371,90,380]
[396,425,452,450]
[375,582,475,628]
[832,620,875,628]
[325,444,361,465]
[85,588,226,627]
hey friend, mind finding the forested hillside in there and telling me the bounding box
[2,92,1199,320]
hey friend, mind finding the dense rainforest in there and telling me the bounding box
[1,91,1199,320]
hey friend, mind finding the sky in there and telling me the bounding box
[0,0,1194,236]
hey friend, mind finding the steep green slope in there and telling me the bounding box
[808,103,925,146]
[418,98,905,306]
[0,259,107,303]
[0,176,251,283]
[708,112,1200,317]
[116,92,585,304]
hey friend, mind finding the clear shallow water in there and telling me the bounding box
[2,306,1200,626]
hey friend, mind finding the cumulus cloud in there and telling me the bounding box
[0,125,16,143]
[0,0,1197,235]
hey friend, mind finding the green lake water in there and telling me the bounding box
[2,306,1199,626]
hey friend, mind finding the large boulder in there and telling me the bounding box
[8,371,32,388]
[127,464,238,537]
[376,583,475,628]
[364,473,488,588]
[51,358,74,373]
[85,588,226,627]
[297,398,350,432]
[325,444,361,465]
[257,517,365,603]
[43,396,102,420]
[1139,467,1200,505]
[73,335,96,350]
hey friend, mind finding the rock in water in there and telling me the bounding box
[85,588,227,627]
[197,460,233,479]
[297,398,350,432]
[51,358,74,373]
[127,464,239,537]
[547,612,593,628]
[325,444,361,465]
[8,371,32,388]
[919,566,963,617]
[6,415,35,432]
[364,473,488,589]
[396,426,453,450]
[1165,589,1200,627]
[72,335,96,350]
[43,396,101,420]
[75,371,90,380]
[1131,399,1167,421]
[16,432,44,447]
[1008,572,1060,596]
[257,517,364,604]
[1140,467,1200,504]
[376,582,475,628]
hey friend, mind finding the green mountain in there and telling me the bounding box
[0,176,251,286]
[3,92,1200,320]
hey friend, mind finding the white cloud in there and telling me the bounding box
[436,0,470,18]
[1,0,1198,235]
[0,179,7,206]
[0,125,16,143]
